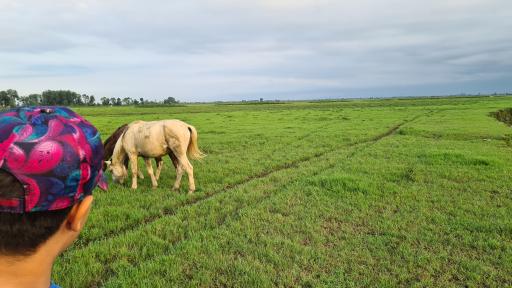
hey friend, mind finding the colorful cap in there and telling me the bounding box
[0,106,107,213]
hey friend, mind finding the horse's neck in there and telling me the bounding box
[112,132,126,165]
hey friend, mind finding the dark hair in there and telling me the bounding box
[0,170,72,256]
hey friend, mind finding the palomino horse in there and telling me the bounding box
[103,123,163,180]
[106,120,204,193]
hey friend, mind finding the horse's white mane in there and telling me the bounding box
[111,129,126,166]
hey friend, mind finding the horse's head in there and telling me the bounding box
[105,160,128,184]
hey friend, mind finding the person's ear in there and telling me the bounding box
[67,195,94,232]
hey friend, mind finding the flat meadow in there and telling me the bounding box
[53,96,512,287]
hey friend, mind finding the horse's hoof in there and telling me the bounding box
[172,187,180,192]
[152,186,158,190]
[188,190,194,195]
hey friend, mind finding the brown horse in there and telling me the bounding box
[106,120,204,193]
[103,124,130,171]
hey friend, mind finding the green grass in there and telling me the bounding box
[53,96,512,287]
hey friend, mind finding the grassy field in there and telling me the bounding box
[52,96,512,287]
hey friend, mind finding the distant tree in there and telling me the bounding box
[122,97,132,105]
[115,98,122,106]
[100,97,110,106]
[81,94,90,105]
[133,99,140,105]
[9,89,19,106]
[0,89,19,107]
[139,98,144,105]
[76,95,83,105]
[0,92,7,107]
[109,98,116,106]
[163,96,178,104]
[41,90,82,105]
[88,95,96,106]
[19,94,41,106]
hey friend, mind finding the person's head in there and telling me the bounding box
[0,170,93,258]
[0,106,107,259]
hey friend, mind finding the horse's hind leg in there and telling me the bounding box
[167,150,182,191]
[144,158,158,189]
[182,157,195,194]
[172,160,184,192]
[174,152,195,194]
[155,157,163,181]
[167,137,194,194]
[168,152,179,169]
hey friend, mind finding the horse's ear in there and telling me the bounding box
[105,160,112,170]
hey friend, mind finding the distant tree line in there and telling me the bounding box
[0,89,179,107]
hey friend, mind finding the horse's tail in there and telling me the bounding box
[103,123,129,170]
[187,125,205,160]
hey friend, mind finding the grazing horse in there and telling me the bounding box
[106,120,204,193]
[103,123,163,179]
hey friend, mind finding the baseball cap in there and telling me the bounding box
[0,106,107,213]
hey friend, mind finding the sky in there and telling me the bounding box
[0,0,511,102]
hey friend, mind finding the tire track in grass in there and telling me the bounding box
[96,112,430,287]
[101,147,367,287]
[71,113,428,251]
[56,113,428,287]
[80,139,371,288]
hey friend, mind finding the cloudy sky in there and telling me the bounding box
[0,0,511,102]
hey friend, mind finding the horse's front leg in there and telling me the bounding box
[129,154,139,189]
[155,157,163,181]
[125,156,143,179]
[145,158,158,189]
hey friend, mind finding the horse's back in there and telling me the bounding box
[124,119,191,156]
[161,120,192,143]
[129,119,188,128]
[162,119,190,130]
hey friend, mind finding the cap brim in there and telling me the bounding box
[97,170,108,191]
